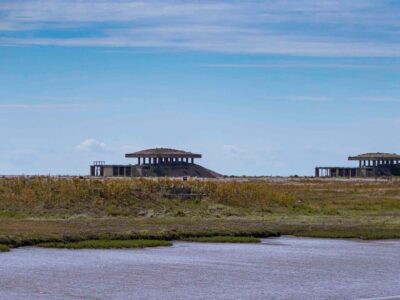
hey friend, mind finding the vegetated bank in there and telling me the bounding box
[185,236,261,243]
[1,176,400,249]
[37,239,172,249]
[0,244,10,252]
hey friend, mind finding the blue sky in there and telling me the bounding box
[0,0,400,176]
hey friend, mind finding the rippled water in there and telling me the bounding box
[1,237,400,299]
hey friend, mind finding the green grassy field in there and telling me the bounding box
[1,176,400,250]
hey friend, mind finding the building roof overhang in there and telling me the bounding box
[348,152,400,161]
[125,148,202,158]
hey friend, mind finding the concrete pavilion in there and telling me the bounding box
[348,153,400,168]
[90,148,220,178]
[315,152,400,178]
[125,148,202,165]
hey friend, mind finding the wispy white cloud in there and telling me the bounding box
[359,96,400,103]
[75,139,108,153]
[3,35,400,57]
[0,103,82,110]
[287,96,331,102]
[263,95,400,103]
[261,96,331,103]
[0,0,400,57]
[223,145,245,155]
[201,61,400,70]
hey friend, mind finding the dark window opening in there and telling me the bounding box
[119,167,125,176]
[125,167,131,177]
[113,167,118,176]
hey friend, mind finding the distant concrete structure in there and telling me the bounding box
[315,152,400,178]
[125,148,201,165]
[90,148,220,178]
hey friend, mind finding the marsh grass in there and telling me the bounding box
[37,239,172,249]
[1,176,400,218]
[185,236,261,243]
[1,176,400,243]
[0,244,10,252]
[274,224,400,240]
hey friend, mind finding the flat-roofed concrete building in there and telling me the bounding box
[315,152,400,178]
[90,148,220,178]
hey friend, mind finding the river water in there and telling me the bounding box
[1,237,400,300]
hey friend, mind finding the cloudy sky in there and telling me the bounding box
[1,0,400,175]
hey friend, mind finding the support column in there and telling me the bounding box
[190,157,194,164]
[138,157,141,165]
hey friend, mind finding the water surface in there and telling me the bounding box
[1,237,400,299]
